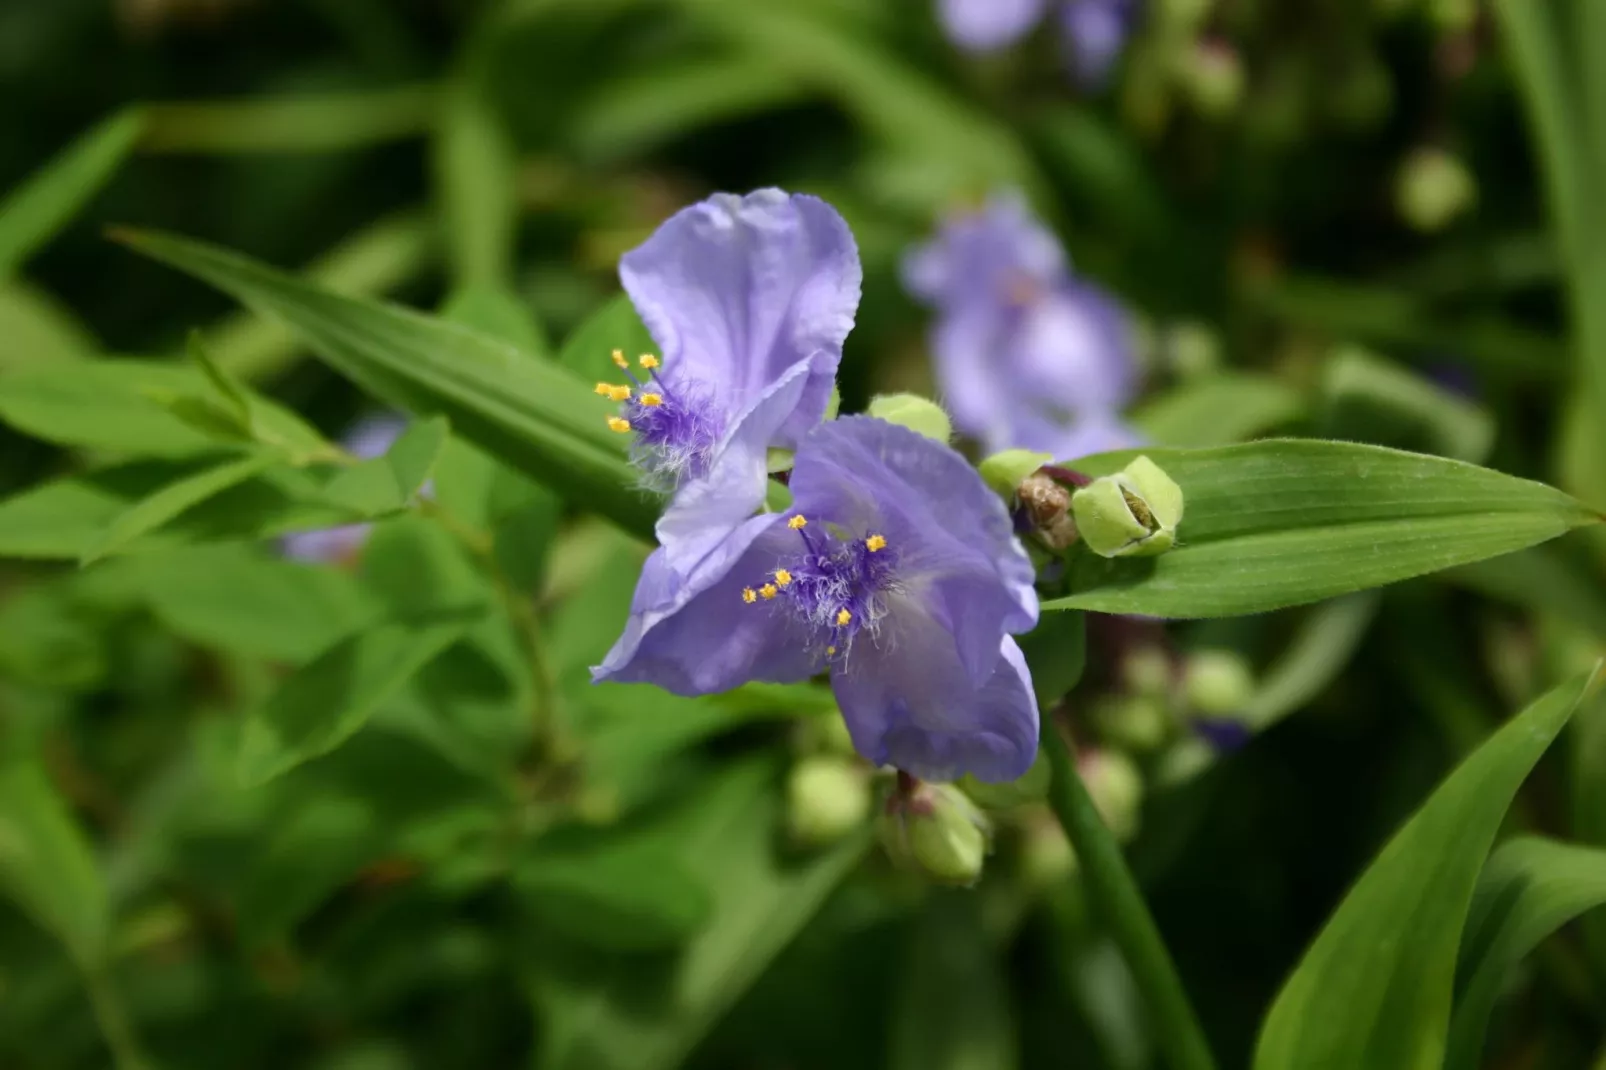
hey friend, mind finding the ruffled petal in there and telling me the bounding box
[938,0,1051,52]
[834,627,1038,783]
[655,357,812,575]
[592,514,819,694]
[620,189,861,437]
[789,417,1038,682]
[1061,0,1136,87]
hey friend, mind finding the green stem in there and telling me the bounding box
[83,967,152,1070]
[1043,725,1216,1070]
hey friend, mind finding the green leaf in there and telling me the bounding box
[1446,837,1606,1070]
[0,358,328,457]
[139,85,435,154]
[138,543,380,662]
[434,78,519,288]
[0,460,353,560]
[321,415,448,518]
[1252,673,1593,1070]
[235,611,479,787]
[1131,373,1306,449]
[889,892,1017,1070]
[0,758,110,967]
[441,283,548,360]
[115,229,657,535]
[557,291,657,384]
[1242,592,1380,731]
[0,281,99,369]
[1320,348,1495,463]
[81,451,288,564]
[1444,543,1606,638]
[534,757,869,1070]
[235,794,384,948]
[1041,440,1599,618]
[187,330,252,430]
[0,109,144,280]
[515,838,714,952]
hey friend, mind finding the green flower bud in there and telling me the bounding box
[1091,693,1174,753]
[979,448,1053,501]
[1153,736,1216,787]
[787,757,872,848]
[1070,455,1184,558]
[867,393,951,443]
[881,782,990,886]
[1018,808,1077,889]
[959,748,1051,810]
[1122,646,1175,699]
[1080,749,1145,842]
[1182,649,1256,718]
[1177,40,1245,119]
[1165,320,1221,380]
[1396,147,1476,232]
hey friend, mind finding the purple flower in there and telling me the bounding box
[904,192,1142,460]
[602,189,862,574]
[937,0,1140,86]
[595,416,1041,783]
[281,413,407,564]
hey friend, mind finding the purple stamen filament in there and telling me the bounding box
[742,515,899,665]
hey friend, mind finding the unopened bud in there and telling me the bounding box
[1091,693,1174,753]
[1080,749,1145,841]
[881,781,990,885]
[867,393,951,443]
[1018,471,1080,552]
[1182,649,1256,717]
[959,748,1051,810]
[1396,147,1476,232]
[787,757,872,848]
[1070,456,1184,558]
[1122,647,1175,698]
[1166,321,1221,379]
[1177,39,1245,119]
[1018,808,1077,889]
[980,449,1052,501]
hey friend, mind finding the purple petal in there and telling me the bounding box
[281,523,372,564]
[342,413,407,460]
[1061,0,1137,87]
[1006,408,1144,461]
[592,514,819,694]
[938,0,1051,51]
[789,417,1038,683]
[929,304,1019,447]
[654,358,813,575]
[1013,283,1137,414]
[620,189,861,445]
[834,633,1038,782]
[902,191,1067,312]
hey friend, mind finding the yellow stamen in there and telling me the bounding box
[865,534,887,552]
[594,382,613,396]
[639,354,660,369]
[773,568,792,587]
[835,608,852,626]
[742,587,757,604]
[639,393,664,407]
[787,514,808,530]
[609,385,632,402]
[826,645,837,656]
[760,583,779,600]
[607,417,632,433]
[611,348,628,368]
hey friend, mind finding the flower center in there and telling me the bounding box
[741,514,899,663]
[598,349,723,489]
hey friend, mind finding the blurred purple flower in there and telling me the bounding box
[937,0,1140,86]
[281,413,407,564]
[595,416,1041,783]
[604,189,862,574]
[904,192,1142,460]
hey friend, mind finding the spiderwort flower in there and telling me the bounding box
[282,413,407,564]
[595,416,1041,783]
[903,192,1141,461]
[597,189,862,572]
[937,0,1141,87]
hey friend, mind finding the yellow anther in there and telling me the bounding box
[826,645,837,656]
[742,587,757,604]
[773,568,792,587]
[607,416,632,433]
[611,348,628,368]
[594,381,613,396]
[609,385,632,402]
[760,583,779,600]
[787,514,808,530]
[639,354,660,369]
[639,393,664,407]
[865,534,887,552]
[835,608,852,626]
